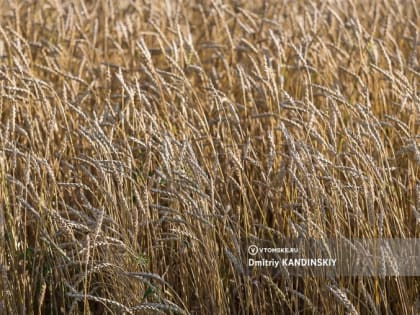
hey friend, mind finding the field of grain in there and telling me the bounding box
[0,0,419,314]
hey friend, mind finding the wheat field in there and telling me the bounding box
[0,0,419,314]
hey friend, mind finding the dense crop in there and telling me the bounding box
[0,0,419,314]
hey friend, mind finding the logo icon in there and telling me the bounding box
[248,245,258,256]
